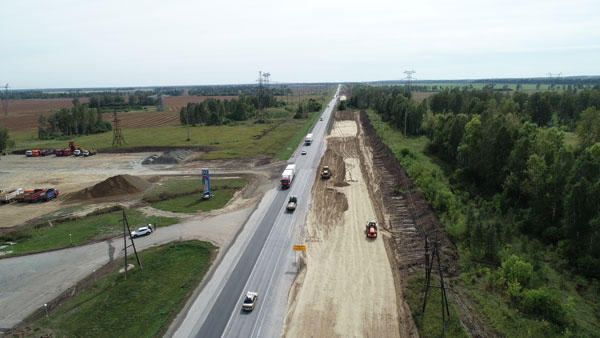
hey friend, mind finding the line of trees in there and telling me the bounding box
[2,89,182,100]
[88,93,157,110]
[188,85,291,96]
[347,86,427,135]
[179,93,284,126]
[38,99,112,139]
[0,125,14,153]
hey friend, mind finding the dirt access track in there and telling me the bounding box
[282,111,418,337]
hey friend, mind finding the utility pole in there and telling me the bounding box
[1,84,9,117]
[403,70,415,137]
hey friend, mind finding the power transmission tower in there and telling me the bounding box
[156,92,164,111]
[1,84,9,117]
[403,70,416,137]
[421,241,450,334]
[112,109,126,147]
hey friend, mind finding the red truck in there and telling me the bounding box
[23,189,46,203]
[55,149,64,156]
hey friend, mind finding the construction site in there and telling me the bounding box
[282,110,463,337]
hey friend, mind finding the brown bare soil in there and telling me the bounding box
[0,96,235,133]
[65,174,152,201]
[282,111,417,337]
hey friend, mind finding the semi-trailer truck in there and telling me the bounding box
[305,133,313,145]
[281,164,296,189]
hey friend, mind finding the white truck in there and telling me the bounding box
[281,164,296,189]
[305,133,313,146]
[0,188,24,203]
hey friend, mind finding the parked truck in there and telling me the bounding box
[24,189,46,203]
[0,188,24,203]
[305,133,313,146]
[286,195,298,211]
[42,188,59,201]
[281,164,296,189]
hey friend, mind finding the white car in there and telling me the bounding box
[301,150,307,155]
[82,150,90,156]
[73,149,81,156]
[131,226,152,238]
[242,291,258,311]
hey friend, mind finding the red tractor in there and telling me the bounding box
[365,220,378,239]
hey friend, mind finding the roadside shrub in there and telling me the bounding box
[519,289,572,328]
[501,254,533,288]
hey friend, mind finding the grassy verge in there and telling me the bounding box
[29,240,216,338]
[406,276,468,338]
[367,111,600,337]
[0,209,179,257]
[144,178,246,213]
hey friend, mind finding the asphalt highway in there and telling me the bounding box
[175,86,340,338]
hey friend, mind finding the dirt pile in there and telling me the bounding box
[142,150,192,165]
[67,175,151,200]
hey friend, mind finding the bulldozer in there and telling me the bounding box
[321,166,331,179]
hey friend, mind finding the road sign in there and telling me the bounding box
[293,245,306,251]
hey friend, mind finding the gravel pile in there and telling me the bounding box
[142,150,192,165]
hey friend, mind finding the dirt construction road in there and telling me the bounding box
[283,115,416,337]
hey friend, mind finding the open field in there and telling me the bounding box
[0,209,179,257]
[22,241,216,338]
[0,96,236,133]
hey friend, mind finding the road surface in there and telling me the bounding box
[172,86,341,338]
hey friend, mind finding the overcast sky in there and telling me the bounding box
[2,0,599,89]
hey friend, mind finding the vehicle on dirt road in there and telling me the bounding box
[24,189,46,203]
[131,226,152,238]
[365,220,378,239]
[0,188,23,203]
[42,188,59,201]
[286,195,298,212]
[242,291,258,311]
[55,149,64,156]
[73,149,81,156]
[25,150,32,157]
[321,166,331,179]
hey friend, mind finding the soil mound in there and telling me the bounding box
[142,150,192,165]
[67,175,151,200]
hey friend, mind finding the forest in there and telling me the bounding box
[349,85,600,332]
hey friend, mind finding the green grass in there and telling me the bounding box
[30,240,216,338]
[151,190,236,213]
[0,209,179,257]
[276,110,322,160]
[144,177,246,213]
[406,276,469,338]
[12,97,330,162]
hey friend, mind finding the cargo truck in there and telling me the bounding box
[24,189,46,203]
[305,133,313,145]
[286,195,298,211]
[281,164,296,189]
[0,188,24,203]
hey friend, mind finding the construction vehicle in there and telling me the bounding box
[24,189,46,203]
[69,141,77,152]
[0,188,24,203]
[365,220,378,239]
[55,149,64,156]
[321,166,331,179]
[42,188,59,201]
[62,148,72,156]
[305,133,313,146]
[17,189,35,202]
[286,195,298,212]
[281,164,296,189]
